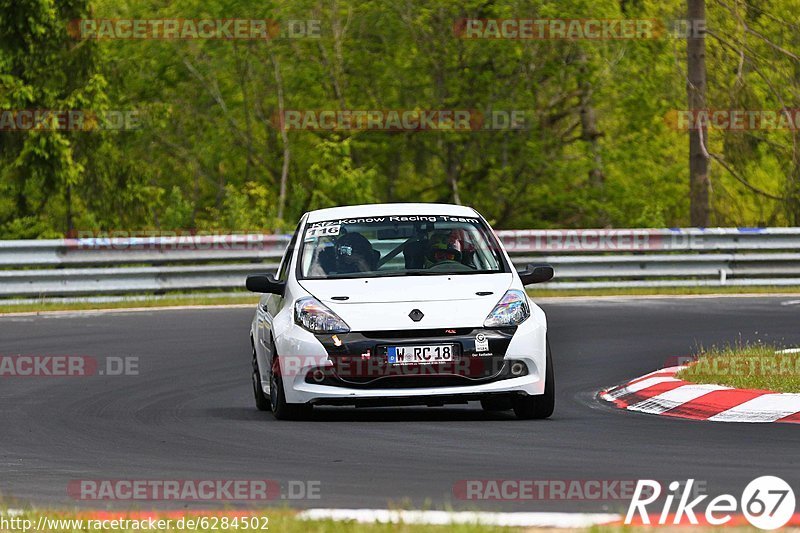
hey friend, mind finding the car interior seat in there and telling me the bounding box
[335,232,379,273]
[403,239,427,269]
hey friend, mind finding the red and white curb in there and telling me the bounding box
[600,365,800,423]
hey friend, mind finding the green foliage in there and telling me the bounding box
[0,0,112,235]
[160,186,194,229]
[1,0,800,236]
[307,138,378,210]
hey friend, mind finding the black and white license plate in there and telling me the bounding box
[386,345,456,365]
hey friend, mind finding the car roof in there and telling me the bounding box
[305,203,480,223]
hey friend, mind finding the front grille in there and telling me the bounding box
[336,373,502,389]
[312,328,516,389]
[307,362,511,389]
[359,328,473,339]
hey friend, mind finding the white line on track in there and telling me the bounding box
[296,509,622,528]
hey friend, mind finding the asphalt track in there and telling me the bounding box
[1,296,799,512]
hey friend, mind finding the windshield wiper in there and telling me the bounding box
[367,270,430,277]
[308,269,500,280]
[369,269,498,277]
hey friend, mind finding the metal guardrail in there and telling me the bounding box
[0,234,291,267]
[1,228,800,297]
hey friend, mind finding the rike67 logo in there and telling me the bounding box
[626,476,796,530]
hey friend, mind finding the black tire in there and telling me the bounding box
[480,396,513,411]
[269,347,313,421]
[252,341,271,412]
[512,339,555,420]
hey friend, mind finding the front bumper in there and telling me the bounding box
[272,307,548,406]
[308,327,517,388]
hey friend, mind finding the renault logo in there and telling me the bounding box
[408,309,424,322]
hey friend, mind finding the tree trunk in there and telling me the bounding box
[790,146,800,225]
[65,183,74,237]
[577,48,608,226]
[271,51,290,222]
[687,0,710,226]
[577,49,605,188]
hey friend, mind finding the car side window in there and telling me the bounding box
[277,222,301,282]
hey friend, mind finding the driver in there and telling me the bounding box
[425,230,464,267]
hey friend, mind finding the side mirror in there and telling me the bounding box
[518,263,554,285]
[246,273,286,296]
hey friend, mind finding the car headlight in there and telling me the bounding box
[294,296,350,334]
[483,290,530,327]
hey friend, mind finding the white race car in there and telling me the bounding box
[247,203,554,420]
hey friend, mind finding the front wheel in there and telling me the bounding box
[252,341,271,412]
[512,340,555,420]
[269,351,313,420]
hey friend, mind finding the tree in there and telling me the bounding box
[0,0,111,237]
[687,0,710,226]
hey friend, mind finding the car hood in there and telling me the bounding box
[297,274,513,330]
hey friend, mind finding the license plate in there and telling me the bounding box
[386,345,456,365]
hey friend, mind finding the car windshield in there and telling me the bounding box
[299,215,506,279]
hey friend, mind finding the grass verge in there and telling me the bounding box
[0,294,259,315]
[676,342,800,393]
[0,508,767,532]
